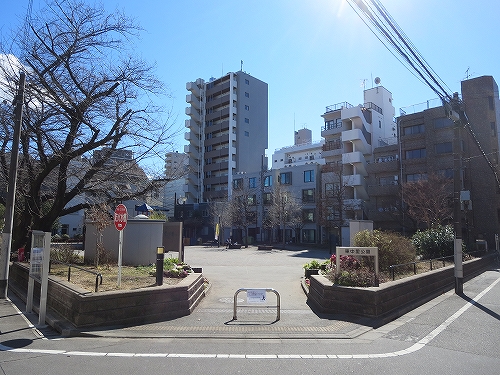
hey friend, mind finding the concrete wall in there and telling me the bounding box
[84,218,165,265]
[307,254,494,326]
[9,263,205,329]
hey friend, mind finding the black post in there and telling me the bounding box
[156,247,164,286]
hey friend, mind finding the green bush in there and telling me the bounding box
[411,225,454,259]
[353,229,416,272]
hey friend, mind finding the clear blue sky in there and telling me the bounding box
[2,0,499,159]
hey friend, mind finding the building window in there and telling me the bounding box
[245,79,249,85]
[324,118,342,130]
[244,131,249,137]
[379,176,397,186]
[205,158,212,165]
[304,170,314,182]
[302,229,316,243]
[245,105,250,111]
[247,195,256,205]
[433,117,453,129]
[437,168,454,179]
[489,96,494,111]
[406,148,426,159]
[245,92,250,98]
[263,192,272,205]
[245,118,250,124]
[279,172,292,185]
[327,207,340,221]
[491,122,496,137]
[264,175,272,187]
[435,142,453,154]
[302,209,315,222]
[406,173,427,182]
[325,182,341,197]
[403,124,424,135]
[302,189,315,203]
[249,177,257,188]
[233,178,243,190]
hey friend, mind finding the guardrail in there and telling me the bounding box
[49,260,103,292]
[233,288,280,322]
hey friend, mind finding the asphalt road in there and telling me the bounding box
[1,245,499,374]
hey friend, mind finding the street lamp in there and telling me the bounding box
[177,196,187,262]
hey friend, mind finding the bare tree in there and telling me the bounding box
[229,177,257,247]
[267,182,302,249]
[401,173,453,229]
[85,203,111,267]
[0,0,180,251]
[207,198,231,247]
[318,163,347,245]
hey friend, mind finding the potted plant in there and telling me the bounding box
[303,259,322,278]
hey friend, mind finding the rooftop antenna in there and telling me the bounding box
[241,60,243,71]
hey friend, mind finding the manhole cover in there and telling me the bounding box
[219,297,244,304]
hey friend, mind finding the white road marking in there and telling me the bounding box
[2,275,499,360]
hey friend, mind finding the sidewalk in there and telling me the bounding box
[2,245,498,341]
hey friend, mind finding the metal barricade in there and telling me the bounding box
[233,288,280,321]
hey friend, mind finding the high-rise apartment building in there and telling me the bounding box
[185,71,268,203]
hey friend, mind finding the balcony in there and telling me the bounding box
[343,174,368,200]
[183,183,198,198]
[185,106,200,122]
[342,129,371,154]
[186,81,202,97]
[184,144,199,158]
[185,119,201,134]
[342,151,367,176]
[184,131,200,146]
[324,101,353,113]
[343,198,364,211]
[186,94,201,110]
[186,171,199,184]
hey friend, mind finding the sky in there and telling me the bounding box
[1,0,499,161]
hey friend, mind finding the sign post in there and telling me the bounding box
[114,204,128,287]
[26,231,51,325]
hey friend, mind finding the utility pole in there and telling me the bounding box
[0,71,26,299]
[450,94,464,294]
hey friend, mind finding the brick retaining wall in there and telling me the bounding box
[9,263,205,329]
[307,254,495,326]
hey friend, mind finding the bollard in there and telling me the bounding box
[156,246,164,286]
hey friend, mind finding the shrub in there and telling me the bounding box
[326,254,376,287]
[303,259,322,270]
[353,229,416,272]
[50,245,82,264]
[411,225,454,259]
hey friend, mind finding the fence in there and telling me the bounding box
[49,260,103,292]
[388,250,488,281]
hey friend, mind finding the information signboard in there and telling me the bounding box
[247,289,267,304]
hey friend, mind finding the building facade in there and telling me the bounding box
[185,71,268,203]
[320,85,397,239]
[365,75,500,249]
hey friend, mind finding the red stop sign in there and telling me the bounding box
[114,204,128,231]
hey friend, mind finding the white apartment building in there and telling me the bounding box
[272,128,325,169]
[321,85,397,221]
